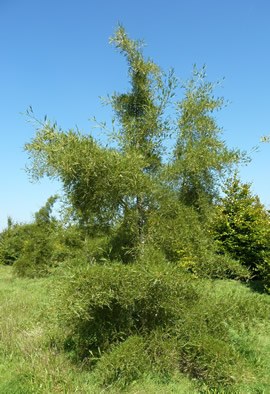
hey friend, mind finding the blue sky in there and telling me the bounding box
[1,0,270,229]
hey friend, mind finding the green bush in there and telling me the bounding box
[2,219,111,278]
[0,197,62,277]
[54,259,270,391]
[178,253,250,280]
[94,336,151,389]
[56,261,198,360]
[257,261,270,293]
[179,335,242,388]
[13,224,55,278]
[145,329,179,379]
[0,223,30,266]
[52,225,111,264]
[0,219,60,277]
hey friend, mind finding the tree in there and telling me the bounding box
[34,195,58,226]
[24,27,241,262]
[212,174,270,280]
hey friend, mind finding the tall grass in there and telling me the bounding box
[0,266,94,393]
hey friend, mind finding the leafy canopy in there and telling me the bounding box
[25,26,242,260]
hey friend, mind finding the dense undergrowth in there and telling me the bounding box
[1,263,270,393]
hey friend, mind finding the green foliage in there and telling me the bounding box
[146,193,215,265]
[0,211,58,277]
[170,66,243,212]
[1,261,270,392]
[26,127,145,228]
[54,260,270,391]
[94,336,151,389]
[0,266,198,393]
[212,174,270,287]
[0,197,60,277]
[24,26,176,250]
[13,224,58,278]
[25,28,242,259]
[168,280,270,390]
[0,222,28,266]
[178,253,250,280]
[34,195,58,225]
[144,329,179,379]
[110,25,175,171]
[0,266,102,394]
[0,195,113,277]
[145,192,249,280]
[56,261,198,360]
[55,225,111,263]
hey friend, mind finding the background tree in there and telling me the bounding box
[0,220,26,266]
[0,196,59,275]
[212,173,270,283]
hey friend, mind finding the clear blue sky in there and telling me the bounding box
[1,0,270,229]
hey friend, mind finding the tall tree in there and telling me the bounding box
[24,27,242,262]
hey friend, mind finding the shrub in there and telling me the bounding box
[52,225,111,264]
[56,261,198,360]
[5,219,111,278]
[13,224,56,278]
[94,336,151,389]
[0,222,30,266]
[53,258,270,391]
[178,253,250,280]
[0,218,61,278]
[179,335,242,388]
[1,197,61,277]
[145,329,179,379]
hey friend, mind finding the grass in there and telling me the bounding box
[0,266,94,393]
[0,264,270,393]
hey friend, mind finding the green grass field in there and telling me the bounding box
[0,265,270,393]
